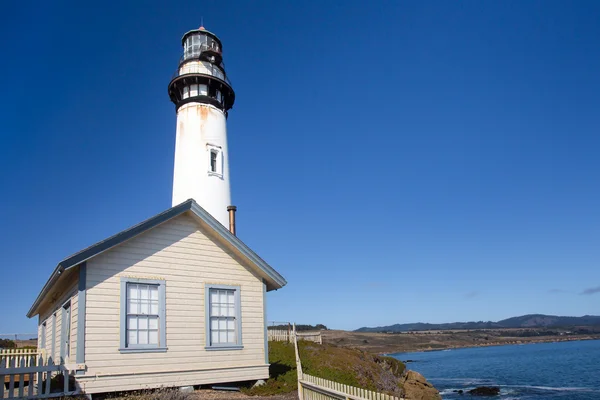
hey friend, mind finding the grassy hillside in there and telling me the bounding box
[244,341,406,397]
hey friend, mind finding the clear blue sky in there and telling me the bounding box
[1,1,599,334]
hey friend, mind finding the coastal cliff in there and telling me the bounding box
[245,341,440,400]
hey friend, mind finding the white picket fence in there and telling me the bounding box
[300,374,403,400]
[269,329,323,344]
[0,349,46,369]
[0,355,78,399]
[268,329,292,342]
[292,325,402,400]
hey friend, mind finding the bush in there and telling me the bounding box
[50,374,77,393]
[0,339,16,349]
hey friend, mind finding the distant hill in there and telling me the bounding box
[355,314,600,332]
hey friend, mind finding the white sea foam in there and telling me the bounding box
[430,377,496,385]
[501,384,600,392]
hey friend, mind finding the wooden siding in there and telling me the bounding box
[77,365,268,394]
[82,212,268,393]
[37,272,79,364]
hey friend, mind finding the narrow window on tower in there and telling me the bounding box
[210,150,218,172]
[207,144,223,178]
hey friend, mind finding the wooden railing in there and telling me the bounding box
[0,355,78,399]
[0,349,46,368]
[269,329,323,344]
[292,325,402,400]
[268,329,292,342]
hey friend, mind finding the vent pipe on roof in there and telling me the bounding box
[227,205,237,235]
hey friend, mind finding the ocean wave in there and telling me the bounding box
[437,383,600,399]
[501,384,600,393]
[430,377,496,385]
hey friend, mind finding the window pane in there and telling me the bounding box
[128,300,138,314]
[227,319,235,330]
[211,319,218,330]
[183,86,189,99]
[150,301,159,315]
[148,317,158,330]
[211,331,219,344]
[210,290,219,304]
[210,151,218,172]
[129,284,139,299]
[150,287,158,300]
[228,291,234,305]
[220,291,227,304]
[149,330,158,345]
[128,330,137,345]
[227,305,234,317]
[199,84,208,96]
[227,331,235,343]
[211,304,219,316]
[138,331,148,345]
[139,317,148,330]
[219,319,226,330]
[140,301,149,315]
[219,331,227,343]
[140,286,149,300]
[128,316,138,330]
[190,84,198,96]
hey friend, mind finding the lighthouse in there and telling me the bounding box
[168,27,235,227]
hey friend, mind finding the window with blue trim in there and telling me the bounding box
[120,278,166,352]
[127,284,159,346]
[210,289,236,344]
[206,285,242,349]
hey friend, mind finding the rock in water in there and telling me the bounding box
[400,370,442,400]
[467,386,500,396]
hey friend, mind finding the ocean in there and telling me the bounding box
[389,339,600,400]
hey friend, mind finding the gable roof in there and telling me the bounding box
[27,199,287,318]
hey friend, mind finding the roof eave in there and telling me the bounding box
[27,199,287,317]
[26,200,197,318]
[189,202,287,290]
[26,264,65,318]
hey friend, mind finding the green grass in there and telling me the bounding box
[241,341,298,396]
[242,341,406,397]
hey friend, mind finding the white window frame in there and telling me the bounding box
[205,284,243,350]
[206,144,223,178]
[119,277,167,353]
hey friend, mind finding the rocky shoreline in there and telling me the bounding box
[321,329,600,355]
[391,335,600,355]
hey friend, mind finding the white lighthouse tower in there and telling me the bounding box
[168,27,235,227]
